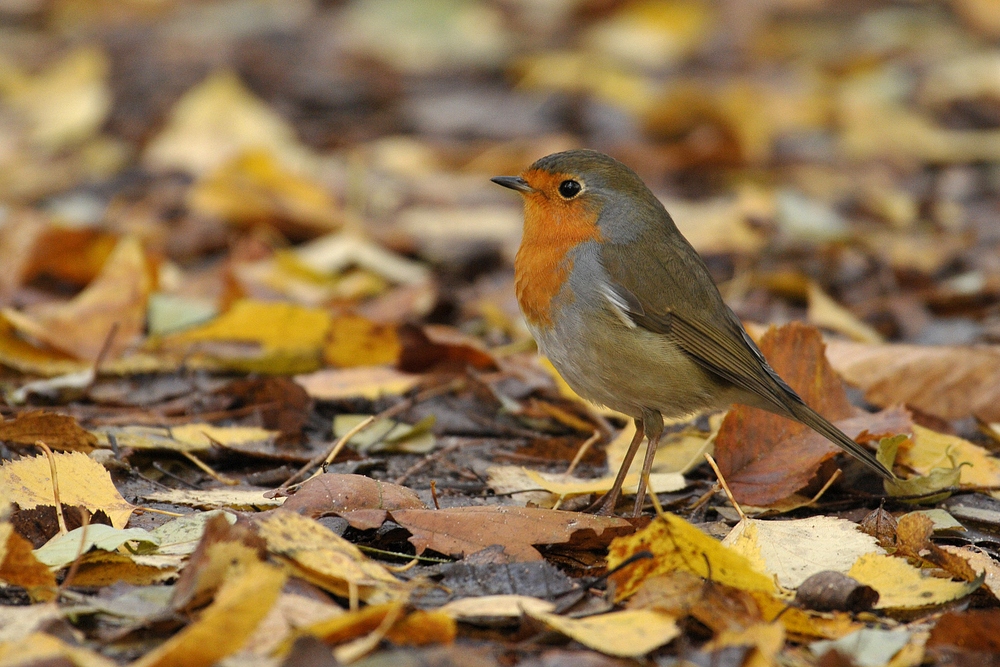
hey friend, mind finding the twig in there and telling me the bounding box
[181,450,239,486]
[703,453,746,522]
[37,441,67,535]
[280,379,462,490]
[565,430,601,475]
[429,480,440,509]
[393,437,470,485]
[59,509,90,593]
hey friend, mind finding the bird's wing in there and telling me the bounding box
[598,231,799,411]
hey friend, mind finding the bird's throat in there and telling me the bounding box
[514,195,602,328]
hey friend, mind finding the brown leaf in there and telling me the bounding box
[397,324,497,373]
[220,377,311,443]
[0,411,98,452]
[858,506,897,550]
[825,340,1000,422]
[927,608,1000,653]
[388,506,633,562]
[1,236,151,362]
[714,323,856,506]
[279,474,426,517]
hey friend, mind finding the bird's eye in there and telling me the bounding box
[558,179,582,199]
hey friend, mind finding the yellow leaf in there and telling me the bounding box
[255,511,404,603]
[295,366,420,400]
[132,559,286,667]
[168,424,278,449]
[141,488,284,511]
[0,318,86,377]
[707,622,784,667]
[3,46,110,151]
[325,315,401,368]
[0,451,134,528]
[807,281,884,344]
[608,513,778,602]
[2,236,150,362]
[527,609,679,658]
[0,521,57,601]
[0,631,116,667]
[522,468,686,498]
[848,553,980,609]
[143,70,313,176]
[189,149,339,237]
[900,425,1000,488]
[163,299,331,374]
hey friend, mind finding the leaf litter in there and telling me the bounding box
[2,1,1000,665]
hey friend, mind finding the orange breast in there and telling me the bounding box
[514,176,602,328]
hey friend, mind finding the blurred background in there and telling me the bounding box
[1,0,1000,364]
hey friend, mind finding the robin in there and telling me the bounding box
[492,149,893,517]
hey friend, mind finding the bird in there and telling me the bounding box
[492,149,893,517]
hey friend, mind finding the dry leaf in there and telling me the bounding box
[0,411,98,452]
[189,149,339,240]
[608,513,778,602]
[825,340,1000,422]
[0,451,134,528]
[848,553,980,610]
[325,315,401,368]
[0,521,57,601]
[255,510,404,603]
[715,324,909,506]
[527,609,680,658]
[279,473,426,517]
[723,517,884,589]
[2,236,150,362]
[389,505,633,562]
[163,299,331,374]
[143,70,314,176]
[294,366,421,400]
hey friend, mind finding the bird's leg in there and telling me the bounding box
[631,411,664,518]
[585,419,645,516]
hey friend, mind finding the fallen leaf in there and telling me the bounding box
[255,510,404,602]
[333,414,436,454]
[0,631,117,667]
[848,553,980,610]
[389,505,633,562]
[132,559,286,667]
[793,571,879,613]
[878,434,963,503]
[397,323,497,373]
[189,149,339,240]
[279,473,426,517]
[927,608,1000,655]
[527,609,680,658]
[706,622,785,667]
[0,411,97,452]
[141,488,283,511]
[608,513,778,602]
[162,298,331,374]
[0,602,61,643]
[0,451,134,528]
[294,366,421,400]
[3,46,110,151]
[2,236,150,362]
[714,323,859,506]
[0,520,57,601]
[437,595,555,621]
[723,516,884,589]
[325,315,401,368]
[825,340,1000,422]
[0,318,85,376]
[938,546,1000,599]
[521,468,686,501]
[143,70,314,176]
[806,281,883,344]
[295,233,430,286]
[33,524,159,568]
[897,425,1000,488]
[811,628,913,667]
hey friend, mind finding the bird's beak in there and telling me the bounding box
[491,175,535,193]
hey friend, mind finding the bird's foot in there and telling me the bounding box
[584,492,620,516]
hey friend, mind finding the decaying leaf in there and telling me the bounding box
[527,608,680,658]
[0,450,135,528]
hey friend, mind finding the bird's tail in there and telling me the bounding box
[785,401,895,480]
